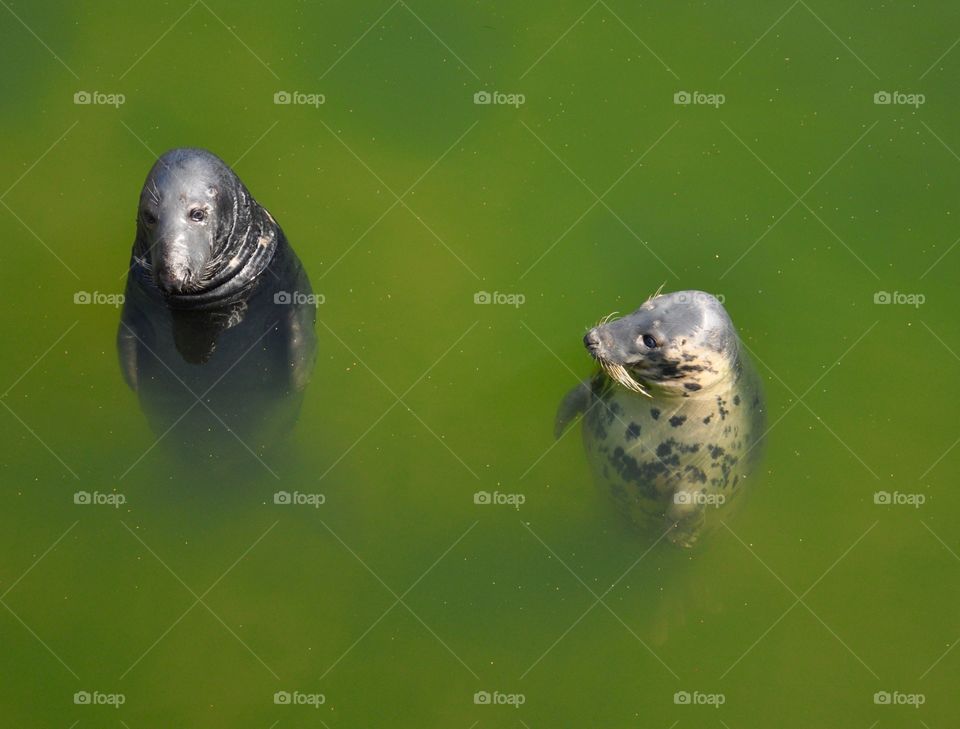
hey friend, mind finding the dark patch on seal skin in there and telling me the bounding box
[702,413,713,425]
[733,394,741,406]
[684,382,702,391]
[752,395,761,410]
[669,414,687,427]
[589,392,623,440]
[652,442,681,467]
[626,422,641,440]
[708,444,726,461]
[657,438,700,459]
[684,465,708,484]
[708,452,740,489]
[717,396,729,421]
[652,358,682,380]
[609,447,664,497]
[650,408,661,420]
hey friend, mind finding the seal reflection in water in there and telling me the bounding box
[556,291,765,547]
[118,148,317,462]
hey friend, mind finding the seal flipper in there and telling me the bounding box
[285,302,317,392]
[666,484,710,548]
[117,320,139,391]
[555,380,593,439]
[280,264,317,393]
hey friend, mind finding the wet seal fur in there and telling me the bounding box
[118,148,317,458]
[556,290,765,547]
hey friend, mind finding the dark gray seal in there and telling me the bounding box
[556,290,765,547]
[117,148,317,462]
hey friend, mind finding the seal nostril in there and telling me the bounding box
[583,329,601,350]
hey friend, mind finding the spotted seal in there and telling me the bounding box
[117,148,317,460]
[556,290,765,547]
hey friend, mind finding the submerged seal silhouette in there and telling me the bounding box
[556,290,765,547]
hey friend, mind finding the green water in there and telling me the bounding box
[2,1,959,726]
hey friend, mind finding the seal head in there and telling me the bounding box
[583,291,738,397]
[134,147,276,305]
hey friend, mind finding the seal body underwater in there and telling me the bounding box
[556,291,765,547]
[117,147,317,461]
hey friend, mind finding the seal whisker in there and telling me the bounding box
[597,311,619,327]
[646,281,666,303]
[600,360,651,397]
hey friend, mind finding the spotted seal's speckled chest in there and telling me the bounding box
[557,290,765,547]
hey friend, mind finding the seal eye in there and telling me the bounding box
[141,211,157,226]
[642,334,659,348]
[189,208,206,222]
